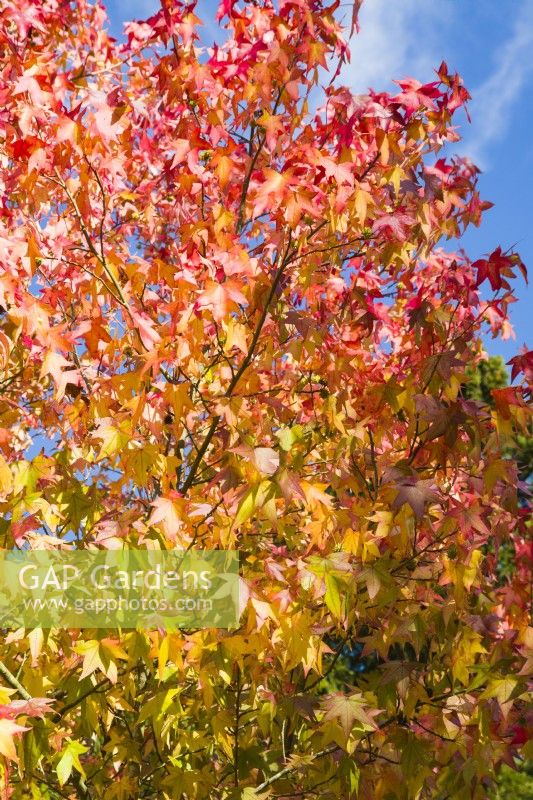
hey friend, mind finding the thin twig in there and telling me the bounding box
[255,745,338,792]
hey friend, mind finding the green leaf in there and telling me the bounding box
[276,424,304,452]
[56,740,88,786]
[233,481,272,528]
[481,676,519,705]
[400,734,425,775]
[234,485,260,528]
[138,689,181,724]
[324,572,342,619]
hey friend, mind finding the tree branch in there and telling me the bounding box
[255,745,338,792]
[180,232,293,494]
[236,84,285,232]
[0,660,32,700]
[50,169,129,310]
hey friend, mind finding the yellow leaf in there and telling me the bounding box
[342,529,360,555]
[300,481,333,508]
[324,572,342,619]
[213,206,234,234]
[0,719,28,762]
[0,453,12,495]
[483,459,508,493]
[158,635,169,681]
[96,424,130,460]
[389,166,402,195]
[128,445,158,486]
[463,550,482,590]
[76,639,121,683]
[224,319,248,354]
[378,131,389,165]
[214,154,233,188]
[354,189,367,224]
[100,638,128,663]
[0,331,12,370]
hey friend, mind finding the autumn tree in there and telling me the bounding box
[0,1,531,798]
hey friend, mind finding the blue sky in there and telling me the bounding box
[105,0,532,363]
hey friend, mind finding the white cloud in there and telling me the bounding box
[340,0,452,94]
[341,0,533,170]
[460,0,533,166]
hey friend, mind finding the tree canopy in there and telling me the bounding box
[0,0,531,798]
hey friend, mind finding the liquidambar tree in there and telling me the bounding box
[0,0,531,798]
